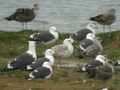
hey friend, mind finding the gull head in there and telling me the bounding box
[86,22,98,34]
[45,49,55,56]
[95,55,106,64]
[86,33,96,41]
[63,37,74,44]
[49,26,57,33]
[107,8,116,15]
[29,33,40,41]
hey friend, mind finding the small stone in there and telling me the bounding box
[102,88,108,90]
[83,80,87,83]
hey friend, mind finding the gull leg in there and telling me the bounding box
[103,25,105,33]
[56,56,62,69]
[22,23,25,30]
[25,23,28,30]
[59,56,62,65]
[109,25,112,38]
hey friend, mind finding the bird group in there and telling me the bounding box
[7,26,58,80]
[6,19,114,82]
[2,0,116,82]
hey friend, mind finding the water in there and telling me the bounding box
[0,0,120,33]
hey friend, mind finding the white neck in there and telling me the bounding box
[43,64,53,79]
[96,58,105,65]
[32,3,39,14]
[27,41,37,59]
[50,30,59,40]
[64,41,74,54]
[87,37,94,41]
[45,55,54,66]
[86,25,95,34]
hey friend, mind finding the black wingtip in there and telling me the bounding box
[89,17,92,20]
[4,17,12,21]
[89,17,95,21]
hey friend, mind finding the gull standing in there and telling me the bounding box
[89,8,116,34]
[4,0,39,29]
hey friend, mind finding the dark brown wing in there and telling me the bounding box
[90,14,115,25]
[15,8,35,22]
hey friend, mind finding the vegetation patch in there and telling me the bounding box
[0,30,119,90]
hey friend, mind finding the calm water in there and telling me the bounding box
[0,0,120,33]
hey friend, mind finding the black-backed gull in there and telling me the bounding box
[27,49,55,70]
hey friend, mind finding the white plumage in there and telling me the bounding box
[7,38,37,70]
[51,37,74,58]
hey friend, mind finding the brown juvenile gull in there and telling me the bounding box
[4,0,39,29]
[89,8,116,35]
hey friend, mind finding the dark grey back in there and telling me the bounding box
[29,57,49,70]
[10,53,35,69]
[32,67,51,79]
[72,29,92,41]
[29,32,55,43]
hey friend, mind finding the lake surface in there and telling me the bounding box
[0,0,120,33]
